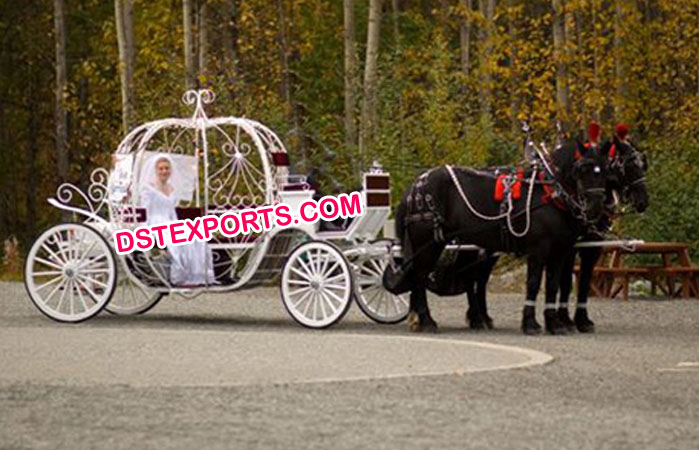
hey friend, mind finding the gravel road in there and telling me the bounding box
[1,281,698,450]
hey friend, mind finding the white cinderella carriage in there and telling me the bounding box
[24,90,408,328]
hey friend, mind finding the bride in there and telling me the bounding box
[139,154,215,286]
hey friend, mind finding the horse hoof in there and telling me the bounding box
[408,311,421,332]
[521,323,542,335]
[485,316,495,330]
[544,310,568,335]
[521,316,541,335]
[407,311,438,333]
[574,309,595,333]
[557,309,576,332]
[469,319,486,331]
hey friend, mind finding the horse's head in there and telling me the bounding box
[604,138,649,213]
[553,141,607,222]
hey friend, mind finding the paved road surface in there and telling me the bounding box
[1,281,698,449]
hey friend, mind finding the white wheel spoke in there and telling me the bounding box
[75,279,89,312]
[76,253,106,270]
[41,243,66,265]
[33,270,63,277]
[311,292,319,320]
[319,291,338,314]
[77,274,109,289]
[79,268,111,275]
[35,275,64,292]
[75,278,101,304]
[292,289,313,308]
[317,291,328,318]
[324,288,346,305]
[288,286,311,297]
[56,279,70,313]
[290,266,312,282]
[73,239,97,268]
[296,255,315,279]
[34,257,63,271]
[301,292,314,316]
[286,279,310,286]
[44,278,67,305]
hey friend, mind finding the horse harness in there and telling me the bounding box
[404,162,599,252]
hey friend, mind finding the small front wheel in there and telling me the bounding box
[24,223,117,323]
[280,241,353,328]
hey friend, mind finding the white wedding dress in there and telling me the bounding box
[141,184,215,285]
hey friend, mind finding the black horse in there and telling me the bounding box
[556,137,649,331]
[388,140,607,334]
[452,136,649,333]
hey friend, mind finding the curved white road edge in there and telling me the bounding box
[1,328,553,388]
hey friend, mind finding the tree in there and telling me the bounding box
[459,0,473,82]
[343,0,357,149]
[53,0,69,184]
[183,0,196,89]
[198,0,209,80]
[115,0,135,133]
[552,0,570,129]
[478,0,495,115]
[359,0,382,163]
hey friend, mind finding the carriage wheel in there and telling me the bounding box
[353,253,410,324]
[24,223,116,323]
[281,241,353,329]
[105,271,165,316]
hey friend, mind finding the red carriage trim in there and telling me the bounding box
[271,152,290,166]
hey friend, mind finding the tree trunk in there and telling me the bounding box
[198,0,209,80]
[478,0,495,115]
[115,0,135,133]
[574,8,586,139]
[552,0,569,129]
[459,0,472,84]
[614,0,628,121]
[27,79,39,239]
[183,0,196,89]
[276,0,291,107]
[54,0,69,184]
[508,0,520,135]
[343,0,357,149]
[224,0,239,81]
[359,0,382,164]
[592,0,600,121]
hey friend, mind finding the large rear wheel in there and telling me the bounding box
[24,223,116,323]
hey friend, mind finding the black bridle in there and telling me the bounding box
[607,141,647,199]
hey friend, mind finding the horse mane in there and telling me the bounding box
[550,140,579,171]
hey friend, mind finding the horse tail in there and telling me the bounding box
[381,188,415,295]
[394,190,408,247]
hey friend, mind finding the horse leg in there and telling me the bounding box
[556,248,577,331]
[575,247,601,333]
[465,280,485,330]
[407,241,443,333]
[477,255,497,329]
[522,256,544,335]
[544,256,568,335]
[408,284,438,333]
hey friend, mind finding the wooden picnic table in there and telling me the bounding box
[586,242,699,300]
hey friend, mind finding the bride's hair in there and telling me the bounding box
[154,155,173,170]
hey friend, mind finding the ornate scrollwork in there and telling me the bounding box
[54,168,110,223]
